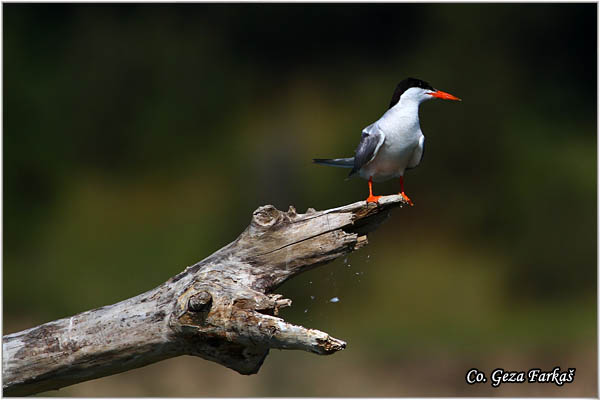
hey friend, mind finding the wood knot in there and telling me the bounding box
[251,205,283,228]
[287,205,297,218]
[188,291,212,313]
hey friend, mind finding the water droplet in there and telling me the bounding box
[310,296,315,300]
[343,257,348,264]
[304,309,308,313]
[329,297,340,303]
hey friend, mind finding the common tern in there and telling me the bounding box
[314,77,461,205]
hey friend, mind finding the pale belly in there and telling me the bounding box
[358,135,420,182]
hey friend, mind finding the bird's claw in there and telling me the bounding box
[400,192,414,206]
[365,195,382,204]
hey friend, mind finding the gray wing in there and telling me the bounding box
[349,124,385,176]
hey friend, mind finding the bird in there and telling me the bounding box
[313,77,461,206]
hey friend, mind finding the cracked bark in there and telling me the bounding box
[3,195,406,396]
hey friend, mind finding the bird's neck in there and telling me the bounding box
[381,98,422,132]
[396,97,423,117]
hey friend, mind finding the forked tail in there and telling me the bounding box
[312,157,354,168]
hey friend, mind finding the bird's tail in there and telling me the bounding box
[313,157,354,168]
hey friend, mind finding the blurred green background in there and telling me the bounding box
[3,3,596,396]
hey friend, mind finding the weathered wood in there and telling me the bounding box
[3,195,406,396]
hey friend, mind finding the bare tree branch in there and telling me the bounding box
[3,195,406,396]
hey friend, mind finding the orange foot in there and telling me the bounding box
[366,194,382,204]
[400,192,414,206]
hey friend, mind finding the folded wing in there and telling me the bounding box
[349,125,385,177]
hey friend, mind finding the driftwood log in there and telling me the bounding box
[3,195,406,396]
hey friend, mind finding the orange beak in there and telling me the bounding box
[428,89,461,101]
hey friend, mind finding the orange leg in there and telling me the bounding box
[399,176,414,206]
[365,177,382,204]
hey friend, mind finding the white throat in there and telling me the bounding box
[379,88,431,133]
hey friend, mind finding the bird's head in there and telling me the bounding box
[389,77,461,108]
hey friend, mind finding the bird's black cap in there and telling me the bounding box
[389,78,434,109]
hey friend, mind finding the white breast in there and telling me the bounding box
[359,100,423,182]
